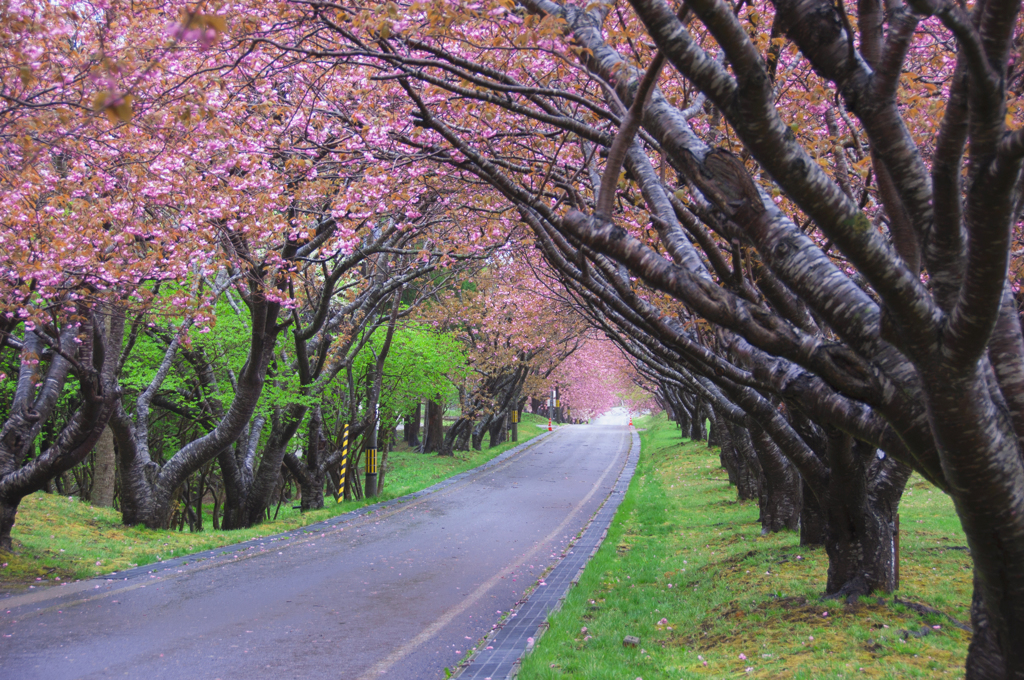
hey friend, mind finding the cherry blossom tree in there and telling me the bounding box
[1,0,491,531]
[272,1,1024,674]
[0,0,240,547]
[549,332,650,420]
[11,2,1024,676]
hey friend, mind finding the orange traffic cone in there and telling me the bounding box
[548,419,553,431]
[628,415,633,427]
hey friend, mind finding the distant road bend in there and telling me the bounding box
[0,420,633,680]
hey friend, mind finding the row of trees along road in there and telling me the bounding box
[241,1,1024,677]
[0,1,623,553]
[5,0,1024,676]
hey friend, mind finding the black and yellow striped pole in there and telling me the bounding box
[337,423,350,503]
[365,448,378,497]
[511,409,519,442]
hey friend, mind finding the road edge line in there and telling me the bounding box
[453,427,642,680]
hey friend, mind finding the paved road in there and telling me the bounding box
[0,422,632,680]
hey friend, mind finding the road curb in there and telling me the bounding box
[453,427,641,680]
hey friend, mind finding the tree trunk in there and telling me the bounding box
[751,425,801,533]
[91,311,119,509]
[440,418,471,457]
[216,442,248,531]
[134,484,175,530]
[378,417,396,456]
[728,422,763,502]
[488,412,507,447]
[471,417,489,451]
[966,568,1007,679]
[800,479,826,546]
[297,467,327,511]
[676,397,692,436]
[90,426,117,508]
[689,397,707,441]
[283,423,348,514]
[348,454,363,500]
[212,414,270,530]
[0,500,17,552]
[193,470,206,532]
[455,418,473,452]
[821,432,908,596]
[231,404,306,528]
[0,319,124,551]
[405,402,421,448]
[707,408,720,447]
[114,291,283,530]
[719,419,763,502]
[662,392,677,422]
[300,410,329,511]
[377,449,390,493]
[423,398,444,453]
[212,483,222,530]
[715,413,741,486]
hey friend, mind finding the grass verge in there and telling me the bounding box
[518,413,971,679]
[0,412,551,591]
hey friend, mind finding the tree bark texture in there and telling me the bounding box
[114,290,283,530]
[1,312,125,552]
[489,413,508,447]
[800,479,826,547]
[440,418,471,456]
[968,568,1008,680]
[724,420,761,502]
[821,433,902,595]
[751,425,801,533]
[423,398,444,453]
[405,402,421,447]
[90,426,117,508]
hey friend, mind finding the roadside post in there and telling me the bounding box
[365,448,378,497]
[548,387,555,431]
[336,423,350,502]
[365,398,380,497]
[511,410,519,442]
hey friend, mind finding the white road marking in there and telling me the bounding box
[354,430,627,680]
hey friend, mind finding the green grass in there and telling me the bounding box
[518,413,971,679]
[0,412,550,590]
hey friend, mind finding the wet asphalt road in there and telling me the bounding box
[0,422,631,680]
